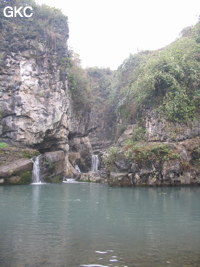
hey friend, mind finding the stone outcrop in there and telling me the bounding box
[68,136,93,172]
[117,125,136,146]
[0,9,78,183]
[108,107,200,187]
[0,4,199,187]
[107,137,200,186]
[0,48,70,152]
[78,171,104,183]
[0,6,70,152]
[0,158,32,178]
[39,151,66,183]
[146,110,200,142]
[0,146,39,185]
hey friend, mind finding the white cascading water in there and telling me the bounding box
[31,155,42,184]
[91,154,99,172]
[75,164,81,173]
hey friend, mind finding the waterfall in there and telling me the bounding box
[31,155,42,184]
[91,154,99,172]
[75,164,81,173]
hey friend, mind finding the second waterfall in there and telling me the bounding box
[31,155,42,184]
[91,154,99,173]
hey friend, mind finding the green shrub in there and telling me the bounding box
[122,143,177,162]
[0,143,8,148]
[115,21,200,124]
[103,147,119,171]
[132,126,146,141]
[18,171,32,185]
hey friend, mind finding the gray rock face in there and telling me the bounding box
[117,125,135,145]
[0,158,32,178]
[0,158,33,185]
[68,136,93,172]
[78,171,104,183]
[0,146,39,185]
[107,137,200,186]
[40,151,66,183]
[0,50,70,151]
[0,23,98,181]
[146,110,200,142]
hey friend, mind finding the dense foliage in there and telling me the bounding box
[115,21,200,123]
[0,0,68,63]
[68,56,115,133]
[68,50,91,109]
[1,1,199,128]
[68,20,200,141]
[103,141,180,172]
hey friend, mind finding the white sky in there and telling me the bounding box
[35,0,199,69]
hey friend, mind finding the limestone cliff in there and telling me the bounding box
[106,135,200,186]
[0,2,100,181]
[0,5,70,151]
[102,22,200,186]
[0,49,71,151]
[0,2,79,183]
[0,2,199,186]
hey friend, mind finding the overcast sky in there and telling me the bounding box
[35,0,200,69]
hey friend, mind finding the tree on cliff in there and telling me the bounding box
[68,50,91,110]
[114,21,200,124]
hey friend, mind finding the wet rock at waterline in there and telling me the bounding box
[0,146,39,185]
[78,171,104,183]
[0,146,67,185]
[0,158,33,185]
[107,138,200,186]
[68,136,93,172]
[39,151,66,183]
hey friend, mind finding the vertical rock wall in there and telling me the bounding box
[0,47,70,151]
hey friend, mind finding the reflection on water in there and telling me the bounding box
[0,184,200,267]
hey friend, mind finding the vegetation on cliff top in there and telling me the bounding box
[70,20,200,142]
[0,0,68,69]
[1,1,199,128]
[68,51,115,128]
[103,142,180,172]
[115,21,200,124]
[68,50,91,110]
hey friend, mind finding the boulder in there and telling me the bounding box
[0,158,32,178]
[69,136,93,172]
[78,171,103,183]
[108,172,132,186]
[40,151,66,183]
[117,125,135,145]
[0,158,33,185]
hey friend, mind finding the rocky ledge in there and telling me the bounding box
[0,146,39,185]
[106,137,200,186]
[0,145,67,185]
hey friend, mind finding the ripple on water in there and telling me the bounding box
[0,185,200,267]
[80,265,109,267]
[95,251,108,254]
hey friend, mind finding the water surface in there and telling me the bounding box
[0,183,199,267]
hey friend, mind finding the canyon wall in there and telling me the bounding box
[0,47,71,152]
[0,3,199,186]
[106,109,200,186]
